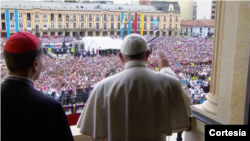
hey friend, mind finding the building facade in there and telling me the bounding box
[1,1,181,38]
[137,0,195,21]
[211,1,216,19]
[139,0,151,5]
[180,19,215,37]
[90,0,113,4]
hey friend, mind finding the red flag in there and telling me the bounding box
[132,13,137,33]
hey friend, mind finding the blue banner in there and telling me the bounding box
[14,10,18,33]
[121,12,125,36]
[5,10,10,38]
[128,11,131,34]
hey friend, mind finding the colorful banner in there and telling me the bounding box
[128,10,131,34]
[14,10,18,33]
[5,10,10,38]
[153,19,158,31]
[140,13,144,35]
[132,13,137,33]
[121,12,125,36]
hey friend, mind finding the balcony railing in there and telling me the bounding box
[63,103,190,141]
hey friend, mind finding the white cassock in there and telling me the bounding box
[77,61,191,141]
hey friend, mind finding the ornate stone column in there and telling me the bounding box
[192,0,250,124]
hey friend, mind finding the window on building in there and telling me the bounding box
[73,14,76,20]
[212,6,216,9]
[81,14,84,20]
[164,24,166,29]
[1,22,6,30]
[170,15,172,21]
[43,22,47,28]
[81,23,84,28]
[35,23,39,31]
[169,23,172,29]
[104,14,107,21]
[58,23,62,28]
[111,23,114,29]
[191,28,193,32]
[18,13,22,20]
[66,23,69,28]
[111,15,114,21]
[89,23,92,28]
[144,23,147,30]
[1,13,5,20]
[58,14,62,20]
[89,14,92,21]
[96,14,99,21]
[200,28,202,33]
[10,22,15,30]
[96,23,99,29]
[27,22,31,29]
[51,22,54,28]
[35,13,39,20]
[118,23,120,29]
[144,15,147,21]
[211,16,215,19]
[212,11,215,14]
[137,23,140,29]
[118,15,120,21]
[151,15,153,21]
[66,14,69,20]
[164,16,166,21]
[132,15,134,20]
[186,27,188,32]
[138,15,140,21]
[150,23,153,29]
[104,23,107,30]
[10,13,14,20]
[175,24,177,30]
[27,13,31,20]
[43,13,47,20]
[51,13,54,21]
[157,16,160,21]
[213,1,216,4]
[176,16,178,22]
[19,22,23,29]
[73,23,76,28]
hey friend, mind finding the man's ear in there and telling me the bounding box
[119,52,125,63]
[32,57,38,71]
[145,50,151,61]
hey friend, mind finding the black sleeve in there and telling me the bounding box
[54,103,75,141]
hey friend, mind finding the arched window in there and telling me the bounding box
[104,14,107,21]
[35,13,39,20]
[169,4,174,11]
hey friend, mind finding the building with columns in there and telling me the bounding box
[1,1,181,38]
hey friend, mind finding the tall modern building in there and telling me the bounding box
[211,0,216,19]
[137,0,195,20]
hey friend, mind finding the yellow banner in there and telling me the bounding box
[141,13,144,35]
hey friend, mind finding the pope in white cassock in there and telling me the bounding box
[77,34,191,141]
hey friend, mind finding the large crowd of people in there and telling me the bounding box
[1,35,212,105]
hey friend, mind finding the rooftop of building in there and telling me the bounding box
[181,19,215,27]
[0,1,179,13]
